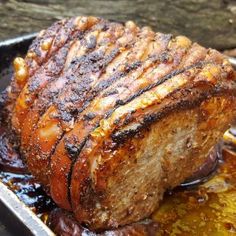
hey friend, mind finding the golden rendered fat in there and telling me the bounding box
[26,51,36,59]
[41,38,53,51]
[223,130,236,145]
[168,36,192,49]
[13,57,29,84]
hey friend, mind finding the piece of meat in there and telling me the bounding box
[5,16,236,230]
[70,64,236,230]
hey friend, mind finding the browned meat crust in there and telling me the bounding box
[5,16,236,230]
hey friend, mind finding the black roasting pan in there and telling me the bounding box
[0,33,54,236]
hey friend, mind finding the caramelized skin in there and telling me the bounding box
[50,39,209,210]
[11,16,99,133]
[4,18,68,122]
[6,16,236,230]
[21,18,108,151]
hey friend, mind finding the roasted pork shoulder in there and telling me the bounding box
[4,16,236,230]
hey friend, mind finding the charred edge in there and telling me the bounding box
[54,20,123,109]
[114,62,204,107]
[56,47,121,122]
[65,137,89,160]
[104,61,205,119]
[67,122,100,206]
[29,19,66,59]
[63,59,149,157]
[27,20,105,94]
[81,20,109,53]
[27,17,80,80]
[78,60,142,114]
[28,18,106,93]
[106,39,194,110]
[63,60,144,157]
[102,89,119,97]
[110,89,216,146]
[93,61,142,94]
[42,20,120,179]
[56,24,147,122]
[78,31,175,113]
[34,22,108,171]
[83,112,96,121]
[22,24,104,153]
[111,86,236,146]
[54,26,172,122]
[28,43,72,93]
[34,22,109,111]
[12,19,66,98]
[29,20,110,119]
[66,137,90,207]
[51,17,79,49]
[65,63,146,156]
[80,52,171,119]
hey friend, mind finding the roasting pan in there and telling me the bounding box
[0,34,235,236]
[0,33,54,236]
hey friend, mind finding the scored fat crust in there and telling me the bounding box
[49,27,174,209]
[3,18,69,123]
[6,16,236,230]
[20,19,114,150]
[11,16,100,133]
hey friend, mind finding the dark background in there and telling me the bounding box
[0,0,236,50]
